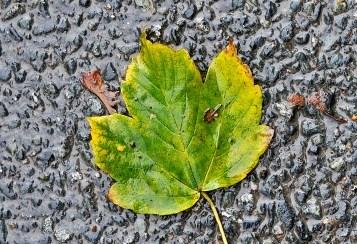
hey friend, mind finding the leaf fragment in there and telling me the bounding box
[81,69,119,114]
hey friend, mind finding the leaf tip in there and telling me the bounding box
[139,31,151,48]
[226,37,237,56]
[107,186,117,204]
[107,184,127,209]
[86,116,98,128]
[86,117,94,128]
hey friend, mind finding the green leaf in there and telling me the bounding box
[88,36,273,217]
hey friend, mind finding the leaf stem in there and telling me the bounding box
[201,192,228,244]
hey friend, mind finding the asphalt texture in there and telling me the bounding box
[0,0,356,243]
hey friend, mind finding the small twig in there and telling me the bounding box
[322,111,347,124]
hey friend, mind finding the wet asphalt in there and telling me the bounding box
[0,0,356,243]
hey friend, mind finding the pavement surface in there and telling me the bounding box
[0,0,356,243]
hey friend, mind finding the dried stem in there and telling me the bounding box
[322,111,347,124]
[201,192,228,244]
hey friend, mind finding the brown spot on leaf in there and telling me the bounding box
[81,69,118,114]
[117,144,126,152]
[204,104,222,123]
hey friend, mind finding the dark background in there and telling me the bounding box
[0,0,356,243]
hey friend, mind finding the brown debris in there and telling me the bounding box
[287,91,348,124]
[81,69,118,115]
[307,91,347,124]
[91,225,98,232]
[306,92,327,112]
[351,115,357,122]
[288,93,305,107]
[204,104,222,123]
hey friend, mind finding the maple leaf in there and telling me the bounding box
[88,35,273,243]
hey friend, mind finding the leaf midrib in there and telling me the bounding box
[199,60,256,189]
[139,51,201,189]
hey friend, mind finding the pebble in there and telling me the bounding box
[330,157,345,171]
[0,102,8,117]
[32,21,56,36]
[295,221,312,241]
[79,0,91,8]
[334,0,348,14]
[242,216,260,230]
[43,82,60,98]
[0,66,11,82]
[2,4,26,21]
[241,193,254,211]
[294,190,307,204]
[102,62,118,81]
[14,70,27,83]
[276,200,295,230]
[135,0,155,12]
[17,14,34,30]
[182,2,197,20]
[303,197,321,218]
[275,102,293,119]
[42,217,53,233]
[265,1,277,20]
[290,0,302,12]
[8,25,23,42]
[294,32,310,44]
[260,42,278,59]
[54,228,71,242]
[232,0,245,10]
[71,172,83,182]
[57,17,71,32]
[196,18,210,33]
[335,201,348,222]
[273,224,284,239]
[280,23,294,42]
[301,119,322,136]
[64,58,77,75]
[88,98,105,115]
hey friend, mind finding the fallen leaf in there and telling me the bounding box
[81,69,118,114]
[87,35,273,243]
